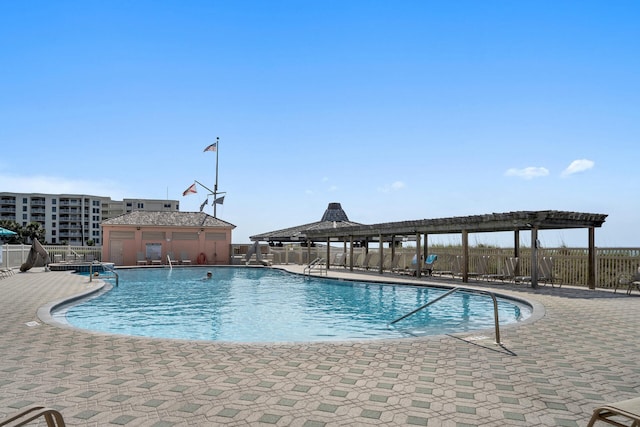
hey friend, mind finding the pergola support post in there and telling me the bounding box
[391,234,396,268]
[531,227,539,288]
[326,237,331,270]
[423,234,428,266]
[588,227,596,289]
[462,229,469,283]
[514,230,521,277]
[378,233,384,274]
[415,232,421,278]
[349,235,354,271]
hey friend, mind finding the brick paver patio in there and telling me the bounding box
[0,266,638,426]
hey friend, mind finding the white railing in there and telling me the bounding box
[232,244,640,289]
[1,244,102,269]
[2,243,640,290]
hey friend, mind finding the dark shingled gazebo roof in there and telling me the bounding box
[320,202,350,222]
[250,202,361,243]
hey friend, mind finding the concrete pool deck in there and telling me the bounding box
[0,266,638,426]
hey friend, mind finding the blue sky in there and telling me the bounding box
[1,1,638,247]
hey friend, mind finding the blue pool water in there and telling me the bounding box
[56,267,532,343]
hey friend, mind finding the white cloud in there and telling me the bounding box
[561,159,594,177]
[0,173,126,198]
[377,181,406,193]
[505,167,549,180]
[327,185,338,192]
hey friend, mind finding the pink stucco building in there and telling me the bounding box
[101,211,235,266]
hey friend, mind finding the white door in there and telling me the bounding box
[109,240,124,265]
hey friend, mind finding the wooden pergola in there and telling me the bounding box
[304,210,607,289]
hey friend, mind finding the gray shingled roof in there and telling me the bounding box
[101,211,235,228]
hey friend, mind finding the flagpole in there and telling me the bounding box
[214,136,219,218]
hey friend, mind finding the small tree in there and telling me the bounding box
[24,222,46,244]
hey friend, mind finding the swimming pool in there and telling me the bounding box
[55,267,532,343]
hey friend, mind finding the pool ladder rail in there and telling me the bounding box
[389,287,502,345]
[89,261,119,286]
[304,258,327,277]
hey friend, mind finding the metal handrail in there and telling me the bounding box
[304,257,326,276]
[167,254,173,270]
[389,287,501,344]
[89,261,119,287]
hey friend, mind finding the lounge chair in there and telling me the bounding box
[587,396,640,427]
[424,254,438,276]
[515,256,559,287]
[404,254,435,276]
[450,255,464,278]
[498,257,519,282]
[401,254,419,276]
[538,256,560,287]
[331,253,346,268]
[136,252,147,266]
[507,257,520,282]
[180,251,192,265]
[390,254,405,274]
[476,255,490,281]
[381,253,392,271]
[431,254,453,277]
[355,252,374,270]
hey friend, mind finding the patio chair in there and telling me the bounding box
[587,396,640,426]
[615,267,640,295]
[180,251,192,265]
[0,405,67,426]
[1,268,14,279]
[136,252,147,266]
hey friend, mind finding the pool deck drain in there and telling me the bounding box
[0,266,639,426]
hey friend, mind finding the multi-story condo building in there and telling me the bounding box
[101,198,180,222]
[0,192,179,245]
